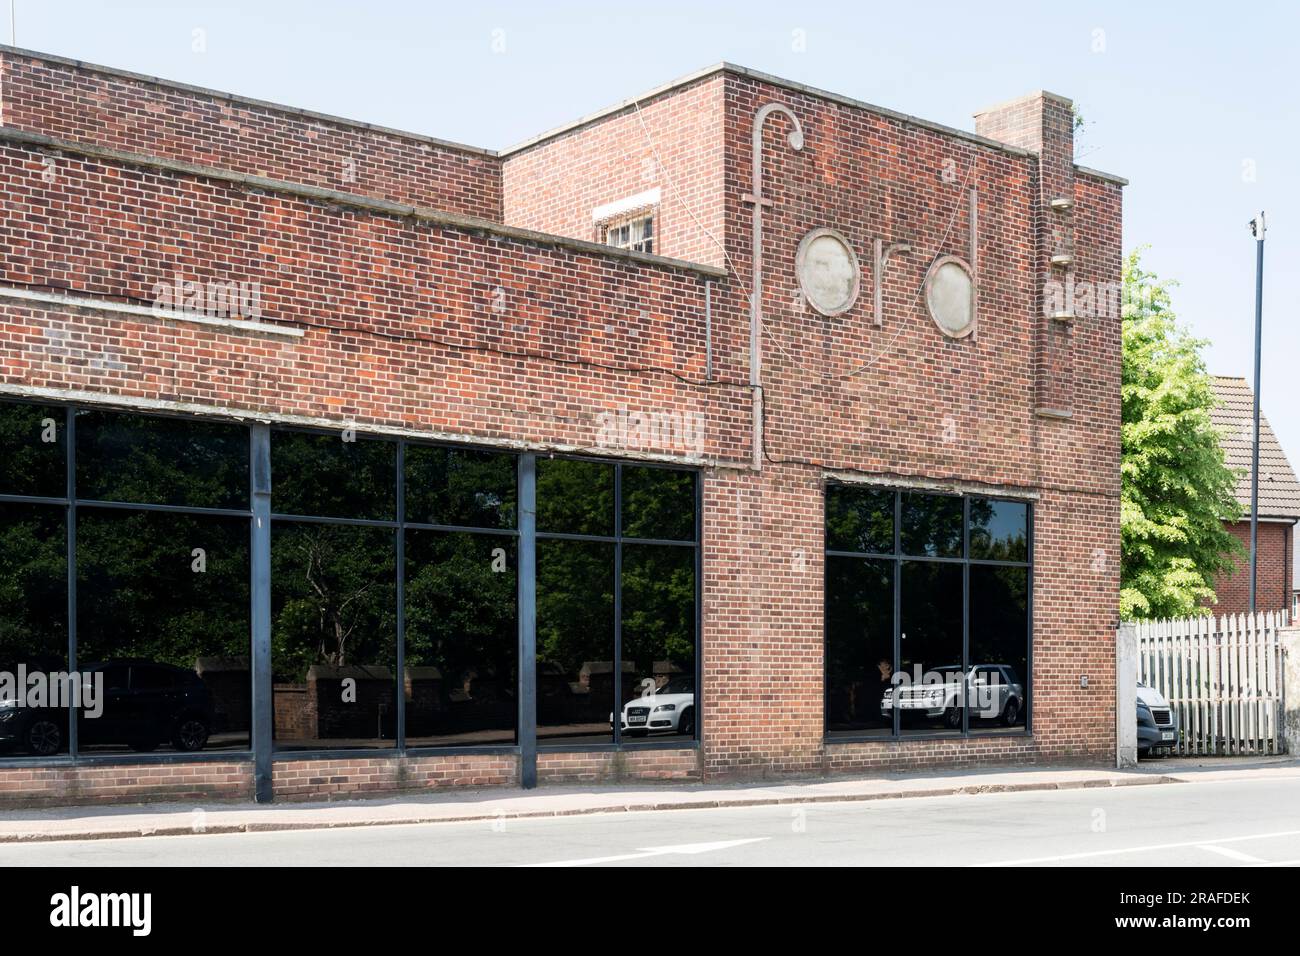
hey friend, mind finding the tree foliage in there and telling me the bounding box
[1121,250,1243,619]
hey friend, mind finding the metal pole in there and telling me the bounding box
[517,453,537,789]
[250,424,274,802]
[1248,211,1266,614]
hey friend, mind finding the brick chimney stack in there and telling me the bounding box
[975,92,1078,420]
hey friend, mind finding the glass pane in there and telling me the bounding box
[537,458,614,536]
[826,485,894,554]
[271,430,395,520]
[0,504,69,758]
[969,499,1029,562]
[405,531,517,746]
[900,492,963,558]
[969,565,1029,733]
[621,544,695,742]
[271,522,397,749]
[76,508,251,753]
[536,538,614,744]
[0,402,65,498]
[898,561,963,734]
[825,556,894,737]
[622,466,695,541]
[75,410,248,509]
[404,445,516,529]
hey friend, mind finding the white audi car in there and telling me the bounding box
[613,676,696,737]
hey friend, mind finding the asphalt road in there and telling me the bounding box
[4,775,1300,866]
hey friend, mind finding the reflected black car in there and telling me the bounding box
[0,659,213,756]
[0,655,66,756]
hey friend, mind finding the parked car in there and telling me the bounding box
[1137,680,1178,757]
[882,664,1024,729]
[0,659,213,756]
[0,655,67,756]
[612,675,696,737]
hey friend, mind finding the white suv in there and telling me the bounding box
[882,664,1025,729]
[614,676,696,737]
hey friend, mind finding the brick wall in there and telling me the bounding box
[0,52,1124,802]
[1212,520,1294,617]
[0,49,502,219]
[502,74,727,268]
[0,761,252,808]
[273,754,518,800]
[0,139,747,457]
[537,748,700,784]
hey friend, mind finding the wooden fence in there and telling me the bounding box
[1134,612,1286,756]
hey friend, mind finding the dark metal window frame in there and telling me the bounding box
[822,481,1034,744]
[534,453,702,752]
[265,422,523,757]
[0,400,702,786]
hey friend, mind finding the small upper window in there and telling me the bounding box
[603,213,654,254]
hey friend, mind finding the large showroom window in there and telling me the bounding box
[536,459,699,746]
[0,398,699,761]
[0,402,253,759]
[269,429,399,750]
[825,483,1031,739]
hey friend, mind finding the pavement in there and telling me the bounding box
[1,754,1297,846]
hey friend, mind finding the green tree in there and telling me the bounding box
[1121,250,1243,619]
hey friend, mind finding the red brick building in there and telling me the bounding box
[1208,376,1300,619]
[0,47,1124,805]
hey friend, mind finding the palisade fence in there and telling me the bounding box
[1134,613,1286,756]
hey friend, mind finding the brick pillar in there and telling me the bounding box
[1282,627,1300,755]
[1115,623,1137,768]
[974,92,1077,419]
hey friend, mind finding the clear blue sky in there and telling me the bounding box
[8,1,1298,456]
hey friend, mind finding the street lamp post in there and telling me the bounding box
[1248,211,1266,614]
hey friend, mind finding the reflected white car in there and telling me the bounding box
[612,676,696,737]
[881,664,1024,729]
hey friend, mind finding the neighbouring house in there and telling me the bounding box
[0,46,1124,805]
[1209,376,1300,618]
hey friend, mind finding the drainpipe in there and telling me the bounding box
[744,103,804,471]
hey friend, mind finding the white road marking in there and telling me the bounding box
[1196,844,1267,863]
[974,828,1300,866]
[521,837,769,867]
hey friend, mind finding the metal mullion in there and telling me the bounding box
[65,405,78,760]
[75,498,252,518]
[0,493,68,506]
[967,558,1031,569]
[268,512,396,528]
[517,454,537,788]
[1026,502,1035,736]
[693,468,702,745]
[892,490,901,738]
[619,535,697,548]
[401,520,518,537]
[535,530,618,544]
[250,425,273,802]
[395,441,406,752]
[893,553,967,564]
[825,548,901,559]
[613,464,623,747]
[962,496,970,737]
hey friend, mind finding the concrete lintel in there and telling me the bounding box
[822,469,1041,501]
[1035,407,1074,421]
[0,285,304,338]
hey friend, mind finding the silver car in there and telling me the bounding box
[883,664,1025,729]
